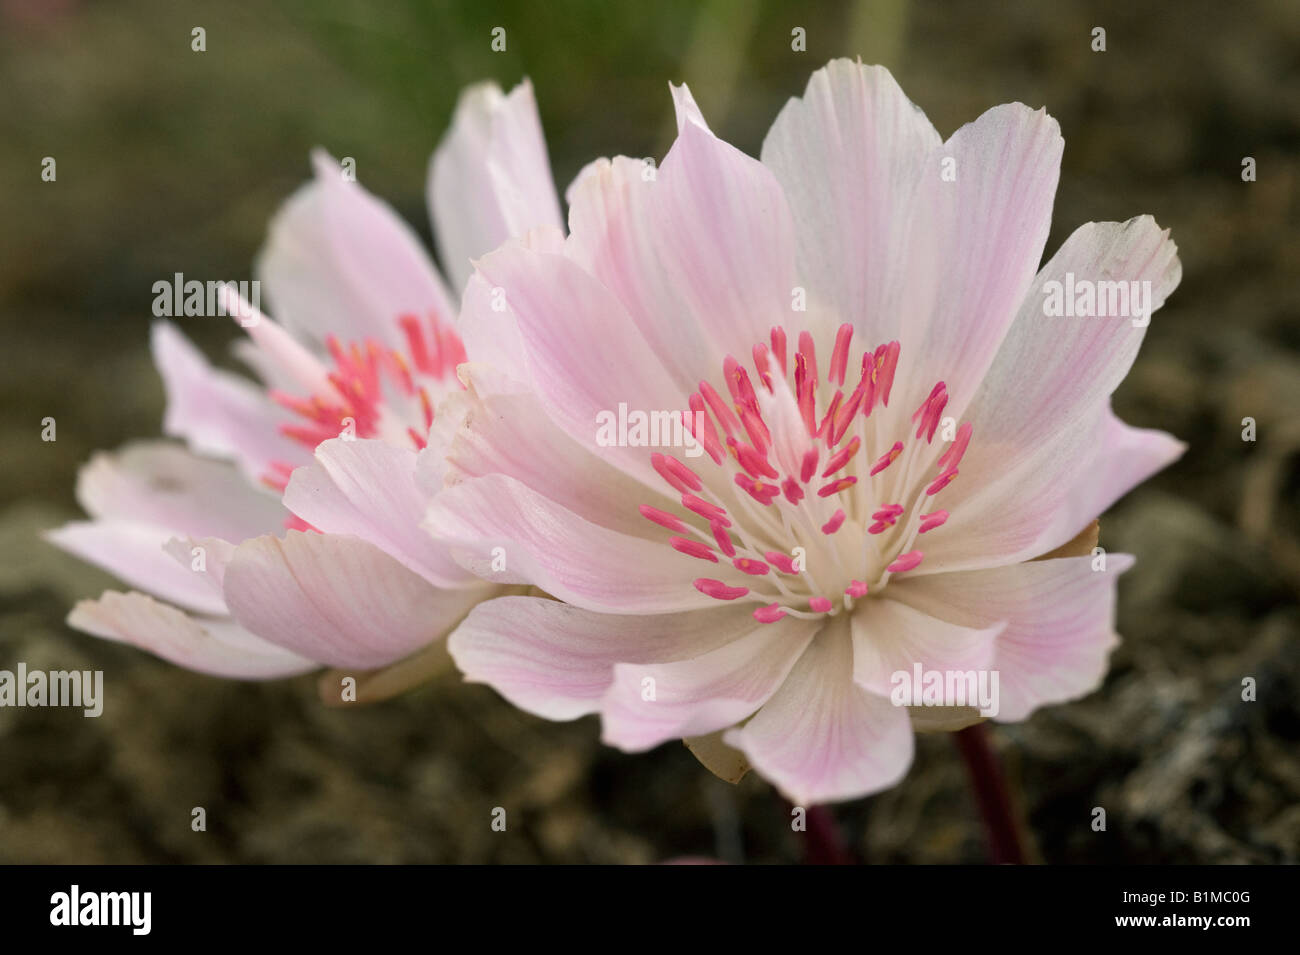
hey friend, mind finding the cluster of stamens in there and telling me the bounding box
[260,312,465,525]
[639,324,972,623]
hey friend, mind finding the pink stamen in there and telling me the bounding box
[765,551,797,574]
[936,421,972,470]
[739,406,771,455]
[797,330,818,384]
[671,537,718,562]
[653,453,703,493]
[400,316,432,375]
[831,386,864,445]
[724,356,760,417]
[730,440,778,479]
[919,510,950,533]
[887,551,924,573]
[781,477,805,505]
[817,476,857,498]
[640,505,687,533]
[284,513,318,534]
[876,341,900,407]
[799,447,820,484]
[752,342,771,383]
[869,441,905,476]
[821,436,861,477]
[712,522,736,557]
[816,390,843,442]
[685,397,725,465]
[770,327,787,376]
[695,578,749,601]
[912,382,948,443]
[648,337,969,613]
[795,353,816,434]
[276,315,465,466]
[829,324,853,387]
[681,493,730,526]
[734,473,779,504]
[699,381,739,439]
[926,468,958,495]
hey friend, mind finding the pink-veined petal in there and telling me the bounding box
[283,437,478,588]
[848,597,1004,697]
[891,103,1064,417]
[256,150,455,351]
[429,79,564,295]
[724,618,914,804]
[425,473,715,614]
[222,531,480,669]
[448,596,769,721]
[46,520,228,616]
[150,321,301,482]
[74,441,283,542]
[760,60,942,343]
[67,590,316,679]
[601,613,817,750]
[888,553,1135,721]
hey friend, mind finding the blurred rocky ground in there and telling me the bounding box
[1,0,1296,862]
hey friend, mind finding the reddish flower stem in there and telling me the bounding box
[954,723,1027,864]
[783,799,854,865]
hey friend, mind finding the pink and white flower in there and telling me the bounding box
[431,61,1184,803]
[49,80,563,692]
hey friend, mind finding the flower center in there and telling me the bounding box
[261,311,466,493]
[639,324,971,623]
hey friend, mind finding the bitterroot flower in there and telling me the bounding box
[49,80,563,696]
[431,61,1184,803]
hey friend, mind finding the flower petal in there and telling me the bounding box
[429,79,564,295]
[760,60,941,340]
[919,405,1184,573]
[47,520,228,616]
[893,103,1064,414]
[151,321,301,482]
[67,590,315,679]
[848,597,1004,697]
[425,474,714,614]
[887,553,1135,721]
[256,150,455,351]
[440,387,675,537]
[919,217,1183,569]
[724,618,914,804]
[470,242,684,484]
[74,441,283,542]
[222,531,479,668]
[601,613,817,750]
[283,438,479,588]
[447,596,766,721]
[563,118,799,392]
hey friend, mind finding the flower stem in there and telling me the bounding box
[953,723,1027,864]
[783,799,854,865]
